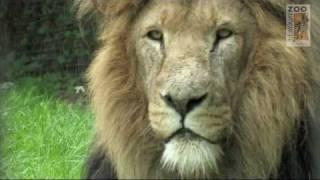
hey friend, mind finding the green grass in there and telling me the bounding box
[0,75,93,178]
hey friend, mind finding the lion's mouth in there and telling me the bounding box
[164,128,226,145]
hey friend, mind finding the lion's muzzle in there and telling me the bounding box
[149,56,232,145]
[160,92,208,118]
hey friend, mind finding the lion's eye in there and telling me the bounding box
[146,30,163,41]
[210,28,234,52]
[217,29,233,39]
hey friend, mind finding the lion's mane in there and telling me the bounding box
[75,0,320,178]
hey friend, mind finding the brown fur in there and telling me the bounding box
[75,0,320,178]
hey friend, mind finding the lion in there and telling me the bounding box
[75,0,320,179]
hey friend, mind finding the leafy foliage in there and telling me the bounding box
[1,0,97,77]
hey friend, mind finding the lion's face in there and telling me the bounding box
[130,0,257,177]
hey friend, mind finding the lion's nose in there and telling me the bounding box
[160,93,207,116]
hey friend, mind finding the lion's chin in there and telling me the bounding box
[160,134,222,178]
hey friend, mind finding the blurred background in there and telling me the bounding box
[0,0,96,178]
